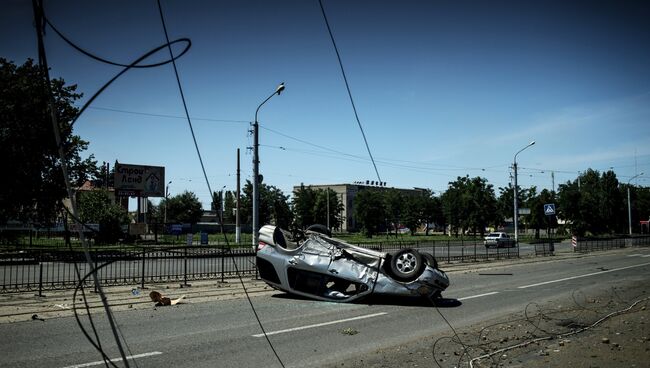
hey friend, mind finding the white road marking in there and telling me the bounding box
[61,351,163,368]
[627,254,644,257]
[518,262,650,289]
[457,291,499,300]
[642,255,650,258]
[252,312,388,337]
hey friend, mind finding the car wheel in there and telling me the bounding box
[421,252,438,269]
[306,224,331,237]
[390,248,424,281]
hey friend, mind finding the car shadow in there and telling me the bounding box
[270,292,462,308]
[361,295,462,308]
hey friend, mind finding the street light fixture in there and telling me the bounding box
[513,141,535,243]
[253,82,285,249]
[627,173,644,235]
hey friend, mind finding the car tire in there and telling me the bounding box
[390,248,424,282]
[421,252,438,269]
[306,224,331,237]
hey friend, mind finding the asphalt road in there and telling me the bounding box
[2,247,648,368]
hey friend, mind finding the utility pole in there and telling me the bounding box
[628,173,644,235]
[326,187,330,230]
[513,141,535,243]
[236,148,241,244]
[551,171,555,195]
[252,82,285,249]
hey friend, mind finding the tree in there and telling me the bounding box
[0,58,96,224]
[161,191,203,224]
[441,176,497,237]
[292,185,318,229]
[313,188,344,230]
[384,189,405,235]
[402,195,423,236]
[240,180,292,228]
[557,169,625,236]
[523,187,557,239]
[76,190,129,244]
[223,191,236,224]
[423,193,444,235]
[354,189,386,237]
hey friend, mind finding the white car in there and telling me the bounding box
[484,232,516,248]
[256,225,449,302]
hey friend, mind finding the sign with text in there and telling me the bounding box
[114,163,165,197]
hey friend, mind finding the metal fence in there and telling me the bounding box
[0,245,255,294]
[574,236,650,252]
[3,235,648,294]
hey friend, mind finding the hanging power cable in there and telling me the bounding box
[318,0,382,183]
[31,0,131,366]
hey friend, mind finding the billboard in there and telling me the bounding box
[114,163,165,197]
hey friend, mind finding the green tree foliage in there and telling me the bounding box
[313,188,344,230]
[402,194,423,236]
[160,191,203,224]
[240,180,292,228]
[292,186,343,230]
[632,186,650,233]
[421,192,444,235]
[354,189,386,237]
[557,169,626,236]
[223,191,236,224]
[0,58,96,224]
[441,176,497,236]
[384,189,405,235]
[76,190,129,244]
[292,185,318,228]
[523,187,557,238]
[497,185,514,224]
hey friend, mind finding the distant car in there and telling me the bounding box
[484,232,516,248]
[256,224,449,302]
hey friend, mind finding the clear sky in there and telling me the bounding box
[2,0,649,207]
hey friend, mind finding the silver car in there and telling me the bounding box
[256,225,449,302]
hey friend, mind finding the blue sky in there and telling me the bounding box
[2,0,649,207]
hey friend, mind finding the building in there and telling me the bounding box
[292,182,426,232]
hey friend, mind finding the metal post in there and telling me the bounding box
[326,187,330,230]
[628,173,643,235]
[140,247,146,289]
[236,148,241,244]
[252,82,285,251]
[513,141,535,243]
[221,246,225,283]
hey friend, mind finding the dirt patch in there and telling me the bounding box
[324,280,650,368]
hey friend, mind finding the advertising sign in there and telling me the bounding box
[114,163,165,197]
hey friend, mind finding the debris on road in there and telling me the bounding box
[149,291,185,306]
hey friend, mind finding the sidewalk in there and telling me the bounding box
[0,247,613,324]
[0,277,274,323]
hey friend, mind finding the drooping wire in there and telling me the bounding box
[155,1,286,366]
[156,0,213,201]
[31,0,131,366]
[317,0,382,184]
[88,106,249,124]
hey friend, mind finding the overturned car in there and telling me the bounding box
[256,225,449,302]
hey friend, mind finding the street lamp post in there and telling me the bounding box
[220,185,226,234]
[164,180,172,224]
[628,173,644,235]
[513,141,535,243]
[253,82,285,249]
